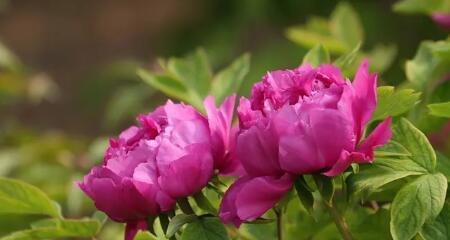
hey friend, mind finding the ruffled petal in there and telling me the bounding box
[204,95,240,174]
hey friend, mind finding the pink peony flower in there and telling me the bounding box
[219,60,392,226]
[79,95,237,240]
[432,12,450,30]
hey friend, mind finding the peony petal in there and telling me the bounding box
[357,117,393,161]
[219,176,250,227]
[432,13,450,30]
[352,59,377,142]
[322,150,354,177]
[204,95,239,174]
[237,125,282,176]
[80,169,158,222]
[158,143,214,198]
[235,174,293,222]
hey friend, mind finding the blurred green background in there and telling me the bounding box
[0,0,448,239]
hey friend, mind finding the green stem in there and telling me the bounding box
[274,208,283,240]
[324,201,353,240]
[177,197,195,215]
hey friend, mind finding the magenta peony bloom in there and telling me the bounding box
[432,12,450,30]
[219,60,392,226]
[79,95,237,240]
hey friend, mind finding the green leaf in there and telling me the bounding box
[334,42,361,71]
[210,53,250,104]
[167,48,212,97]
[348,157,427,196]
[428,101,450,118]
[371,86,421,122]
[436,152,450,182]
[138,69,203,109]
[0,218,100,240]
[138,69,188,101]
[390,173,448,240]
[405,40,450,93]
[285,27,348,54]
[167,214,197,238]
[420,202,450,240]
[374,140,411,158]
[0,177,61,217]
[134,231,156,240]
[313,174,334,205]
[193,191,218,215]
[393,0,449,14]
[302,44,330,67]
[181,217,228,240]
[330,2,364,50]
[393,118,436,172]
[294,176,315,216]
[365,44,398,73]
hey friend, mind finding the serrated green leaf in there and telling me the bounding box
[348,157,427,196]
[181,217,228,240]
[428,101,450,118]
[294,176,315,217]
[166,214,197,238]
[0,177,61,218]
[390,173,447,240]
[167,48,212,97]
[420,202,450,240]
[393,118,436,172]
[330,2,364,50]
[210,53,250,104]
[302,44,330,67]
[0,218,100,240]
[371,86,421,122]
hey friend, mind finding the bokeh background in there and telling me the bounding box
[0,0,448,239]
